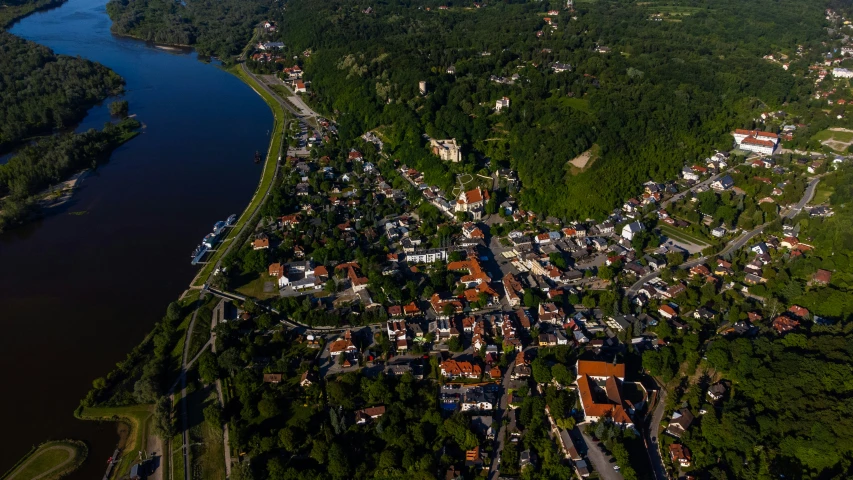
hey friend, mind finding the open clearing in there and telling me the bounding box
[812,128,853,152]
[4,441,86,480]
[657,224,710,254]
[567,144,599,174]
[813,182,834,204]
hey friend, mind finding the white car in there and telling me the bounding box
[613,465,621,471]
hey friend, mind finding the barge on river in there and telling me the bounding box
[190,214,237,265]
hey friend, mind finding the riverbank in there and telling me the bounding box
[75,405,156,480]
[1,440,87,480]
[190,64,286,287]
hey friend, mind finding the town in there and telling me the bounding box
[59,2,853,480]
[195,85,842,479]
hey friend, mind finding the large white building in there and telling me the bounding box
[732,129,778,155]
[740,137,776,155]
[833,68,853,78]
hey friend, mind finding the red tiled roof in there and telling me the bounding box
[577,360,625,378]
[269,263,285,277]
[743,137,775,148]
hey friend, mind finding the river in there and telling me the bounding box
[1,0,272,476]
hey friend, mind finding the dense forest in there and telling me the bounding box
[0,30,125,151]
[105,0,272,59]
[0,117,141,231]
[265,0,829,219]
[0,0,65,28]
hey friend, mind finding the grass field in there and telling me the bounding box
[2,441,87,480]
[813,182,834,204]
[812,129,853,142]
[187,379,225,480]
[553,96,591,114]
[234,272,280,300]
[191,66,286,287]
[657,224,710,247]
[168,291,203,385]
[812,128,853,152]
[185,294,220,362]
[78,405,154,478]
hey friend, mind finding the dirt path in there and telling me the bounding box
[7,445,75,480]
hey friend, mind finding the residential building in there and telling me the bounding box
[669,444,692,467]
[621,221,645,241]
[496,96,510,111]
[440,359,482,379]
[711,175,734,191]
[355,406,386,424]
[666,408,694,438]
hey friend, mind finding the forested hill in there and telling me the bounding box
[105,0,273,59]
[270,0,830,219]
[0,30,124,151]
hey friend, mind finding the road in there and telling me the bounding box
[627,176,822,297]
[579,430,624,480]
[241,64,318,123]
[488,351,517,480]
[642,387,669,480]
[660,157,755,209]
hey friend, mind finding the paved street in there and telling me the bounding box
[488,351,517,480]
[643,387,669,480]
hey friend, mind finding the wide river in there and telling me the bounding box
[2,0,272,476]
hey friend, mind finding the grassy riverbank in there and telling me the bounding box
[190,65,285,287]
[76,405,154,479]
[1,440,87,480]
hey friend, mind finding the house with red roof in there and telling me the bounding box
[440,359,482,379]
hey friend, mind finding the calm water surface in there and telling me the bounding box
[2,0,272,476]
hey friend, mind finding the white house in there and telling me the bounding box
[621,221,645,241]
[711,175,734,191]
[682,166,699,181]
[496,97,510,112]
